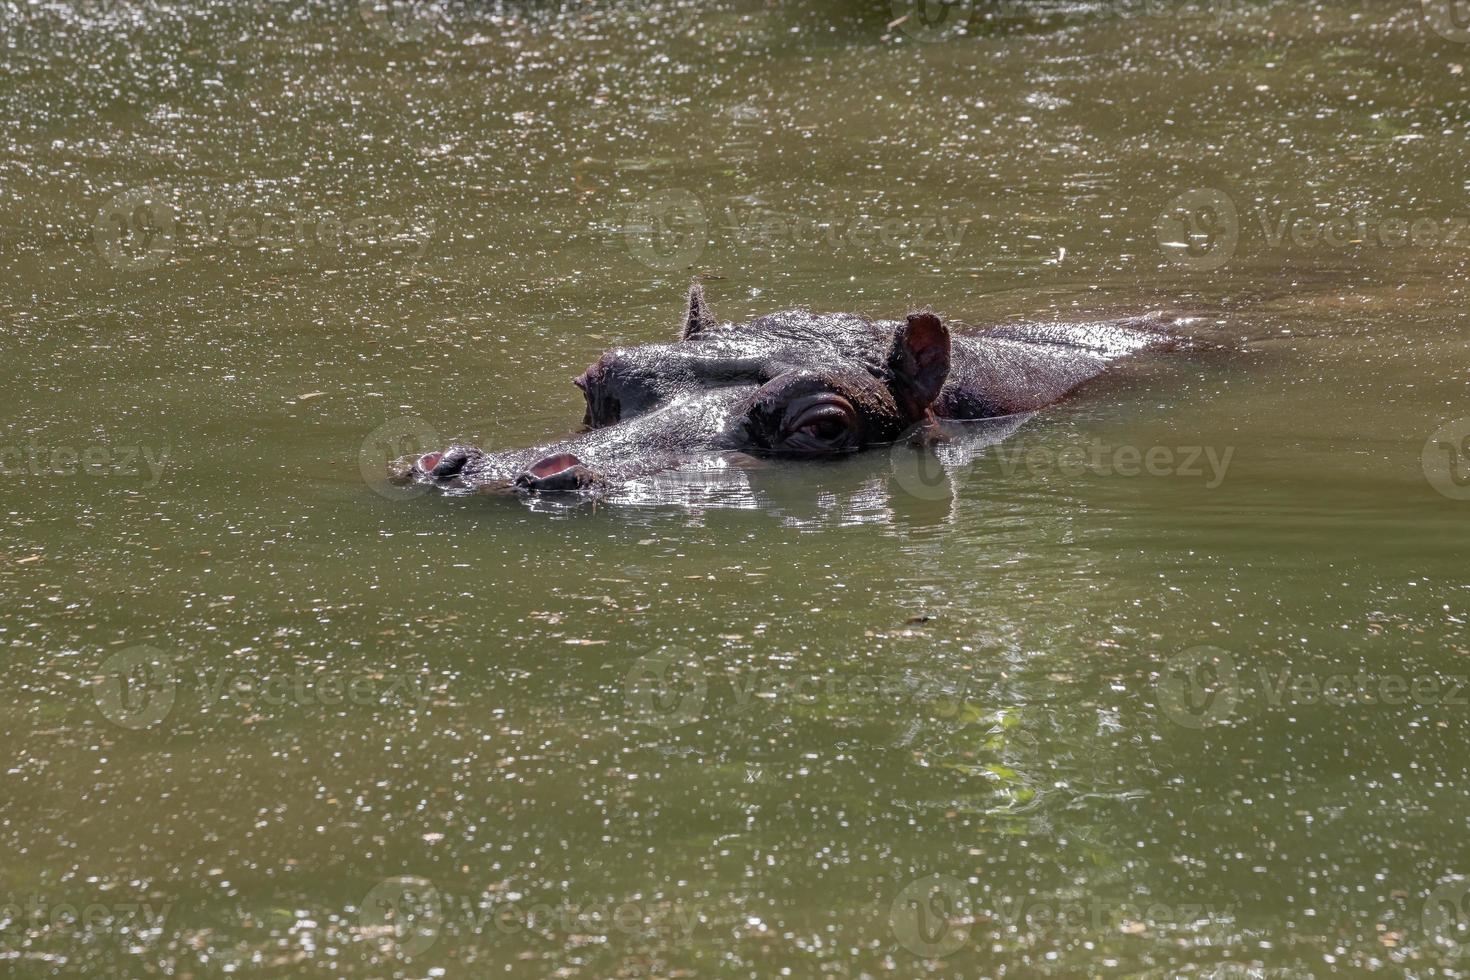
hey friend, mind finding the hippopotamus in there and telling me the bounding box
[400,285,1191,498]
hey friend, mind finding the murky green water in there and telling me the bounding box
[3,0,1470,975]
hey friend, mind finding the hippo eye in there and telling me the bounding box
[779,395,858,454]
[792,404,851,439]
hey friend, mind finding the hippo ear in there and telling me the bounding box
[681,282,717,340]
[885,310,951,420]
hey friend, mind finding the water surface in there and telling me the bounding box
[2,0,1470,975]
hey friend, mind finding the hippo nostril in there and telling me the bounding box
[417,447,472,479]
[527,452,583,480]
[515,452,597,494]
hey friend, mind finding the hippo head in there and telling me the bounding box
[404,285,952,498]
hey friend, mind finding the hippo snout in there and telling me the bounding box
[514,452,601,494]
[405,444,603,497]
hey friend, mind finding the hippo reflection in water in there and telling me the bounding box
[401,285,1192,498]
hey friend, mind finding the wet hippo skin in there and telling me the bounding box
[401,284,1191,498]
